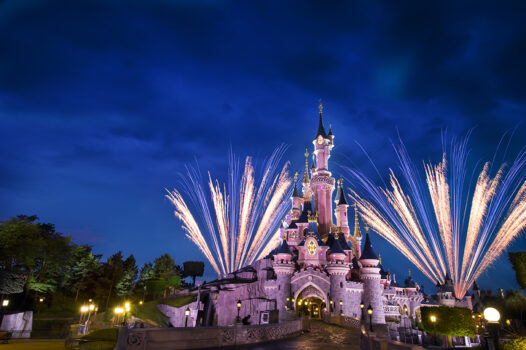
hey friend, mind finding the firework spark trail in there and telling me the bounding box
[344,137,526,299]
[166,145,292,276]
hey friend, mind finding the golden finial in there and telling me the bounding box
[353,202,362,238]
[318,99,323,114]
[294,172,299,183]
[303,149,310,184]
[379,254,382,265]
[365,222,369,234]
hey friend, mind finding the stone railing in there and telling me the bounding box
[321,312,361,330]
[115,318,306,350]
[360,327,425,350]
[384,305,400,316]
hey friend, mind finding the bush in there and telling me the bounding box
[421,306,475,337]
[502,336,526,350]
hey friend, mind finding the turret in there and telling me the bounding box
[334,179,350,237]
[302,149,312,199]
[291,172,303,220]
[326,233,349,315]
[359,226,386,325]
[273,240,294,317]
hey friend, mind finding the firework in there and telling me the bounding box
[344,135,526,299]
[166,146,292,276]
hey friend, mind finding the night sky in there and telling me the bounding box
[1,1,525,293]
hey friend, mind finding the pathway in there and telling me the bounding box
[213,320,361,350]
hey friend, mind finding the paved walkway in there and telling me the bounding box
[219,320,361,350]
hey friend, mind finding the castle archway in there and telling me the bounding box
[293,282,328,319]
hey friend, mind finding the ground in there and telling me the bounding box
[1,340,65,350]
[211,320,361,350]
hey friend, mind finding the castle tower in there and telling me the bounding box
[326,236,349,315]
[359,226,386,324]
[273,240,295,316]
[334,179,350,237]
[302,149,312,200]
[291,172,303,220]
[311,102,336,237]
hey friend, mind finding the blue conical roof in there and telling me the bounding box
[276,240,291,255]
[360,231,378,260]
[329,237,345,255]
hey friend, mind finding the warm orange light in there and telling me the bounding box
[80,306,89,313]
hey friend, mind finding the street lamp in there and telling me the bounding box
[483,307,501,350]
[367,305,374,332]
[360,302,364,320]
[1,300,8,307]
[185,307,190,327]
[430,315,437,345]
[0,299,9,326]
[339,300,343,315]
[236,300,242,323]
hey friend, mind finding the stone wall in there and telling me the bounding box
[115,318,306,350]
[0,311,32,338]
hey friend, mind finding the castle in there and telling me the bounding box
[193,105,426,327]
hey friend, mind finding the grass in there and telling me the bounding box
[80,328,119,341]
[131,295,195,326]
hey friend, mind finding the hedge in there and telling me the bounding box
[420,306,475,337]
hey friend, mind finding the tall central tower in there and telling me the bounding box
[311,102,335,237]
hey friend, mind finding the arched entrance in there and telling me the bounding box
[294,284,328,319]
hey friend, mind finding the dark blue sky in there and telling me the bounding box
[1,1,525,292]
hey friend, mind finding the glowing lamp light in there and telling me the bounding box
[360,302,364,309]
[2,300,9,307]
[292,298,295,303]
[124,302,131,312]
[185,308,190,316]
[139,301,143,305]
[339,300,343,306]
[80,306,89,312]
[39,298,44,303]
[483,307,500,323]
[114,307,124,315]
[237,300,242,309]
[430,315,437,323]
[89,304,95,311]
[367,305,373,315]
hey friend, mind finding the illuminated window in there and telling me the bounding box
[308,241,316,255]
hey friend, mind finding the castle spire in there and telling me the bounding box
[302,149,310,184]
[292,172,301,198]
[315,100,327,139]
[352,203,362,238]
[337,178,348,205]
[310,153,316,170]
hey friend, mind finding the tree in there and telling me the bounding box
[103,252,125,310]
[509,252,526,289]
[115,255,138,298]
[182,261,204,286]
[63,245,102,302]
[421,306,475,347]
[153,254,181,296]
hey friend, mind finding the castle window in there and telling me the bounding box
[340,282,343,288]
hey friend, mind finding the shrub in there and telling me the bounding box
[420,306,475,337]
[502,336,526,350]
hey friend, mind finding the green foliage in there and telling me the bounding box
[115,255,138,297]
[131,295,195,326]
[80,328,119,341]
[421,306,475,337]
[503,337,526,350]
[509,252,526,289]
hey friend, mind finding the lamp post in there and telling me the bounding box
[124,302,131,325]
[185,307,190,327]
[360,302,365,321]
[483,307,501,350]
[236,300,242,324]
[430,315,437,345]
[339,300,343,315]
[367,305,374,333]
[329,299,333,313]
[113,307,124,327]
[0,299,9,326]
